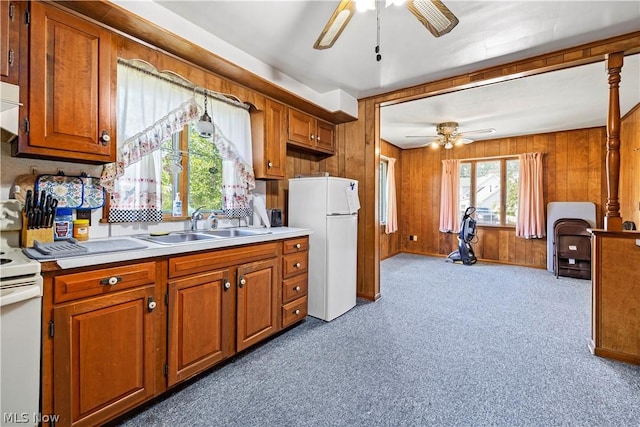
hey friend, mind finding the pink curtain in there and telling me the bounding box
[385,157,398,234]
[439,159,460,233]
[516,152,545,238]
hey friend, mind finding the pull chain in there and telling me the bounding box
[375,1,382,62]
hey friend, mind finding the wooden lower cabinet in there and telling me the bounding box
[236,258,279,351]
[52,285,156,427]
[167,269,235,386]
[43,238,309,426]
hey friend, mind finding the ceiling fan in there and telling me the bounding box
[405,122,496,149]
[314,0,459,50]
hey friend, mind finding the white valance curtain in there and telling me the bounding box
[207,97,255,218]
[383,156,398,234]
[516,152,545,238]
[439,159,460,233]
[100,59,254,223]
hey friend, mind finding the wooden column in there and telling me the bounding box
[604,52,624,231]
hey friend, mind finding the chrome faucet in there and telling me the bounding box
[190,207,204,231]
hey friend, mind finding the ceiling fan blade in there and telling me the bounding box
[313,0,357,50]
[460,137,474,144]
[458,128,496,136]
[405,135,439,139]
[406,0,459,38]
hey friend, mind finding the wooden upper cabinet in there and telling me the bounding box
[251,99,286,179]
[316,119,335,152]
[18,2,115,163]
[287,108,335,154]
[1,1,26,85]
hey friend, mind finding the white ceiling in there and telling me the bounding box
[128,1,640,148]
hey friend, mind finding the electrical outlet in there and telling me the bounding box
[76,209,92,225]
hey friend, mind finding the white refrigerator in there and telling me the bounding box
[288,177,360,321]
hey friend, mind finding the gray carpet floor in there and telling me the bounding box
[116,254,640,426]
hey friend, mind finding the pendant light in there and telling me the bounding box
[195,89,214,138]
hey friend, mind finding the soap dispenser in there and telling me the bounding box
[172,193,182,217]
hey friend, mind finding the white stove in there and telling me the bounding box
[0,246,42,279]
[0,244,43,427]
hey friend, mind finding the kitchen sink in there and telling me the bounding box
[134,232,219,245]
[133,228,272,245]
[201,228,271,238]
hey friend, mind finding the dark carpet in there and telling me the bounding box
[117,254,640,426]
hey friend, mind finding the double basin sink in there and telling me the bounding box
[134,228,272,245]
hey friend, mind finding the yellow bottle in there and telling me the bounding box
[72,219,90,241]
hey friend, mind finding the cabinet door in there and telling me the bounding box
[316,119,335,153]
[237,258,278,352]
[263,99,287,178]
[0,1,25,84]
[25,2,115,163]
[53,286,156,427]
[167,270,234,386]
[288,109,315,148]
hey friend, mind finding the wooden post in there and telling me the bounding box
[604,52,624,231]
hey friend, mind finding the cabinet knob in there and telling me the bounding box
[317,135,321,141]
[295,243,301,249]
[293,309,300,315]
[224,281,231,290]
[148,297,157,312]
[100,276,121,286]
[310,133,315,141]
[267,161,273,169]
[100,130,111,145]
[239,277,246,288]
[294,262,301,268]
[294,286,301,292]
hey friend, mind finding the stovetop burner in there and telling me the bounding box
[0,258,11,265]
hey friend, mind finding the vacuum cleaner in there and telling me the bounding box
[446,206,478,265]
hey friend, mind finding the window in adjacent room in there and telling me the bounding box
[459,157,519,226]
[161,124,223,218]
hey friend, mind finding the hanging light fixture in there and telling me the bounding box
[195,89,214,138]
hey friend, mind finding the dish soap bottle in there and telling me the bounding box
[172,193,182,217]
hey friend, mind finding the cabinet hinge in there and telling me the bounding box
[24,8,30,26]
[164,364,168,377]
[9,4,14,20]
[8,49,14,67]
[165,293,169,306]
[48,320,54,338]
[23,118,29,134]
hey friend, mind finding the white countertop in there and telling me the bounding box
[52,227,312,270]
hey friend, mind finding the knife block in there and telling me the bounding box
[21,212,54,248]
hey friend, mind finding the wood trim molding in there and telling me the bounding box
[604,52,624,231]
[52,0,357,124]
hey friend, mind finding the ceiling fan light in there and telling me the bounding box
[314,1,356,49]
[431,141,440,149]
[444,141,453,149]
[407,0,459,37]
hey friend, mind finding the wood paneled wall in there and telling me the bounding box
[620,103,640,227]
[380,140,402,260]
[398,127,607,268]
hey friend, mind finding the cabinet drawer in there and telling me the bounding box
[169,242,278,278]
[283,237,308,254]
[282,274,308,304]
[282,252,308,278]
[282,296,307,328]
[54,262,156,303]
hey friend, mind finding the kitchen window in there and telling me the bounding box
[459,157,519,226]
[161,124,223,218]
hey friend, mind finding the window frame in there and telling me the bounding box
[162,130,189,220]
[379,159,388,225]
[460,155,519,228]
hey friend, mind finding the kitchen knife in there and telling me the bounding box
[43,194,52,228]
[47,199,59,228]
[24,189,33,228]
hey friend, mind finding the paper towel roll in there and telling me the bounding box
[251,196,271,228]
